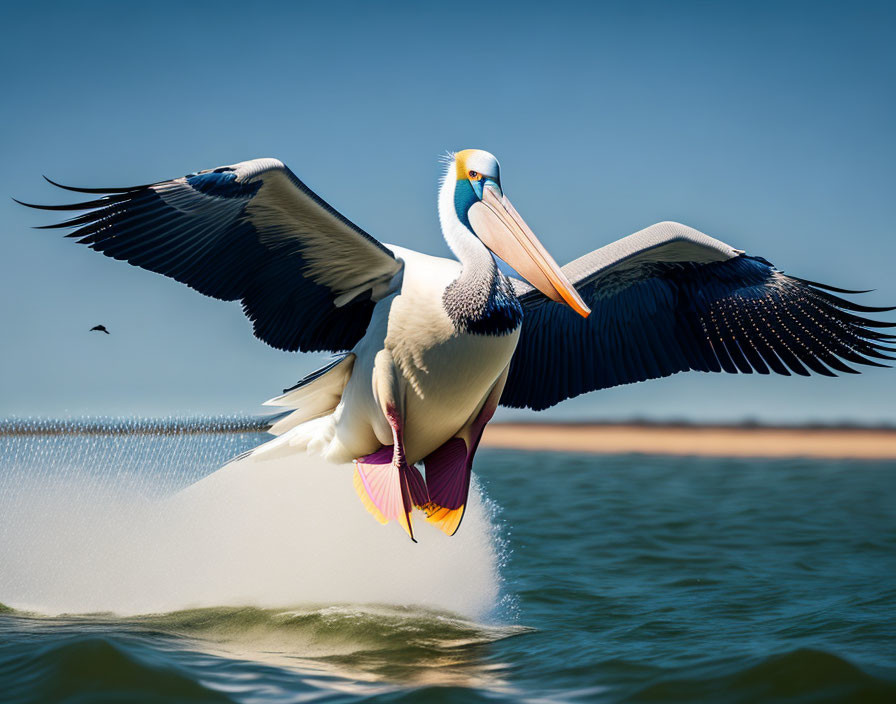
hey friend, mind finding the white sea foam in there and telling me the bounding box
[0,453,500,619]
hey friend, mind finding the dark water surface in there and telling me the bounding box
[1,428,895,703]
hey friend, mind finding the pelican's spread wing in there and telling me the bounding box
[503,221,895,411]
[20,159,403,352]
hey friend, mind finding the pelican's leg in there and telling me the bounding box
[352,353,428,541]
[423,366,509,536]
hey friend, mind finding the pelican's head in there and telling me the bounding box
[449,149,590,318]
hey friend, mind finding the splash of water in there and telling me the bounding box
[0,420,502,619]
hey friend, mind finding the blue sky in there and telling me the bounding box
[1,1,894,423]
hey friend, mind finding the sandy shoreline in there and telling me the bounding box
[481,424,896,460]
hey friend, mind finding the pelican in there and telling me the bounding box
[18,150,894,540]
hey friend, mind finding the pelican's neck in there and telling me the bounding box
[438,170,494,277]
[438,170,522,335]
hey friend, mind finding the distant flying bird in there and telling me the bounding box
[17,151,894,540]
[90,324,110,334]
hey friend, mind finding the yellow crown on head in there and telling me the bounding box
[454,149,478,180]
[453,149,499,182]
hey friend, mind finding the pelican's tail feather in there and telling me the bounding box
[263,354,355,436]
[249,353,355,463]
[353,447,429,542]
[250,414,337,462]
[421,437,471,536]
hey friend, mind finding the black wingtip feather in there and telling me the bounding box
[35,221,85,230]
[796,277,874,295]
[43,175,152,194]
[833,300,896,314]
[12,193,131,211]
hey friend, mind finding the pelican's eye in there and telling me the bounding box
[468,170,481,180]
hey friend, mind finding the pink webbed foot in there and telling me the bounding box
[422,438,470,536]
[352,409,429,541]
[423,393,499,536]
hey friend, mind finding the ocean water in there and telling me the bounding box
[1,422,895,703]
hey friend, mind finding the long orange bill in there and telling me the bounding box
[468,184,591,318]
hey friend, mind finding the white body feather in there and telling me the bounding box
[254,245,519,465]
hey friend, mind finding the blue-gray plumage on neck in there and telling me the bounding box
[443,255,523,336]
